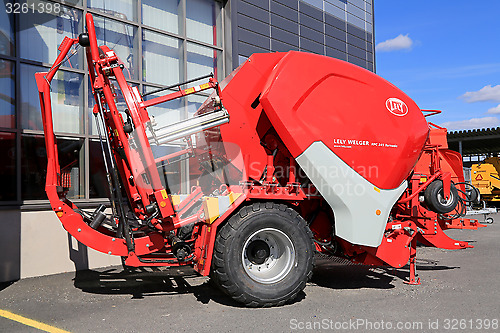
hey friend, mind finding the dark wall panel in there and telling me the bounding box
[233,0,375,71]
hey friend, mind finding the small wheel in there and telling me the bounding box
[485,217,494,224]
[211,202,314,307]
[424,180,459,214]
[466,186,480,204]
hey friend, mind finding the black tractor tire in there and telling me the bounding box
[210,202,314,307]
[424,180,459,214]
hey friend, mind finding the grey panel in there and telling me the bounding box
[324,2,345,20]
[273,0,299,10]
[271,39,299,52]
[325,13,346,30]
[348,54,366,68]
[302,0,323,11]
[271,13,299,34]
[366,32,373,43]
[243,0,269,11]
[295,141,407,247]
[271,26,299,46]
[325,24,346,41]
[300,25,323,43]
[238,41,269,57]
[346,2,365,20]
[326,36,346,52]
[348,44,366,60]
[270,1,298,21]
[367,61,373,72]
[326,0,347,7]
[238,14,270,37]
[366,12,372,24]
[367,41,373,52]
[299,13,323,32]
[299,1,323,21]
[300,37,324,54]
[326,46,347,60]
[347,23,365,40]
[347,33,365,50]
[347,0,365,9]
[238,1,270,24]
[347,12,364,29]
[238,27,270,49]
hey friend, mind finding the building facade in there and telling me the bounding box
[0,0,375,282]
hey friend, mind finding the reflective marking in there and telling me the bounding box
[0,309,71,333]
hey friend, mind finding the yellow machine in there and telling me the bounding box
[471,157,500,202]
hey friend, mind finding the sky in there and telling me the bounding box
[374,1,500,131]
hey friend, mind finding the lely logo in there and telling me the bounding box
[386,98,408,116]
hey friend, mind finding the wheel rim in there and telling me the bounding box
[437,189,455,207]
[242,228,295,284]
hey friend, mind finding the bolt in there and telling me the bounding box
[258,267,261,271]
[112,238,115,241]
[108,251,112,255]
[146,244,150,248]
[58,207,62,210]
[77,228,81,232]
[399,264,401,267]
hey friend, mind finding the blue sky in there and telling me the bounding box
[374,1,500,130]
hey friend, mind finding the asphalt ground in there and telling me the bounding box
[0,214,498,333]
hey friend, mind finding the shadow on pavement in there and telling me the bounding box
[311,256,459,289]
[72,265,306,307]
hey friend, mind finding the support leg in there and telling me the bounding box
[404,237,421,285]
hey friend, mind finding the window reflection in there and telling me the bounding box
[19,5,82,69]
[187,42,221,80]
[0,132,16,201]
[93,15,138,80]
[142,29,183,86]
[0,2,14,56]
[21,64,83,133]
[142,0,182,34]
[21,135,84,200]
[89,0,138,22]
[0,59,15,128]
[186,0,222,46]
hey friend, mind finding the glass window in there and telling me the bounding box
[88,0,137,22]
[142,29,183,86]
[0,132,16,201]
[89,139,109,198]
[187,42,222,81]
[21,64,83,133]
[93,15,139,80]
[0,59,15,128]
[0,3,14,56]
[142,0,182,34]
[19,5,82,69]
[186,0,222,46]
[21,135,84,200]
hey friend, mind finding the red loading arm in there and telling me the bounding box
[35,36,79,193]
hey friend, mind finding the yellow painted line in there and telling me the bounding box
[0,309,70,333]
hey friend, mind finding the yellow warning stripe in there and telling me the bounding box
[0,309,71,333]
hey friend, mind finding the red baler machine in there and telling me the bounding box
[35,14,483,307]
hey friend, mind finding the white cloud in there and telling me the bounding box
[488,104,500,114]
[440,116,500,131]
[461,85,500,103]
[375,34,413,52]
